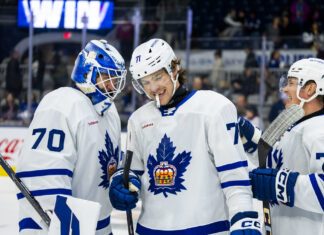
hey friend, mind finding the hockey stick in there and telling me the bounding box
[257,104,304,235]
[123,150,135,235]
[0,154,51,227]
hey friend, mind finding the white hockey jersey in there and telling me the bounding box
[127,90,255,234]
[16,87,121,235]
[266,110,324,235]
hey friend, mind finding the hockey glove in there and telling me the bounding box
[237,117,261,154]
[249,168,299,207]
[230,211,262,235]
[109,169,141,211]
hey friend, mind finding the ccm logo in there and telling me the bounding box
[242,221,260,228]
[276,170,289,202]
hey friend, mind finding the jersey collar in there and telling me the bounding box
[159,90,197,116]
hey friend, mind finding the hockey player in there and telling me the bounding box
[109,38,262,234]
[16,40,127,234]
[239,58,324,235]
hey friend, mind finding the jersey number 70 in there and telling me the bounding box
[32,128,65,152]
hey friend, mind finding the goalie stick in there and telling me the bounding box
[257,104,304,235]
[0,154,51,227]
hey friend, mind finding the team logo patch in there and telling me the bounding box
[268,148,283,170]
[273,148,283,170]
[98,131,119,189]
[147,134,192,197]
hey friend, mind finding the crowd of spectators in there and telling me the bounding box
[0,46,74,126]
[0,0,323,128]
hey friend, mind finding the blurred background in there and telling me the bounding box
[0,0,323,130]
[0,0,323,233]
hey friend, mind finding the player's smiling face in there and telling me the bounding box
[282,77,309,107]
[140,69,178,105]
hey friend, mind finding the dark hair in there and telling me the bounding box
[171,59,186,85]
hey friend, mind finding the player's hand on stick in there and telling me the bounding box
[249,168,299,207]
[109,169,141,211]
[237,117,262,154]
[230,211,262,235]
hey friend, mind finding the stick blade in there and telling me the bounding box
[262,104,304,147]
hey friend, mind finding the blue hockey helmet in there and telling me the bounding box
[71,40,126,113]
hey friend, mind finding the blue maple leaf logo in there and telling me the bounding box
[269,148,283,170]
[147,134,192,197]
[267,148,283,170]
[98,131,119,189]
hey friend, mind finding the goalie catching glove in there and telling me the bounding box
[230,211,262,235]
[109,169,141,211]
[249,168,299,207]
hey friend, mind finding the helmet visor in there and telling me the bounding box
[279,73,288,92]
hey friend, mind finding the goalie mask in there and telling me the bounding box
[129,38,179,99]
[281,58,324,106]
[71,40,127,115]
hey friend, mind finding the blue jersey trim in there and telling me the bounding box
[17,188,72,200]
[159,90,197,116]
[16,169,73,178]
[96,216,110,230]
[309,174,324,211]
[136,220,230,234]
[221,180,251,189]
[216,161,248,172]
[19,218,42,231]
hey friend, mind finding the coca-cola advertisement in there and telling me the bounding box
[0,127,27,175]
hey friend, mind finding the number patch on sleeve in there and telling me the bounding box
[226,122,239,145]
[32,128,65,152]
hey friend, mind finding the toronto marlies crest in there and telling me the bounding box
[98,131,119,189]
[147,134,192,197]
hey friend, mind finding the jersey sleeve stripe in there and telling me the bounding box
[96,216,110,230]
[221,180,251,189]
[19,217,42,232]
[17,188,72,200]
[309,174,324,211]
[136,220,230,234]
[16,169,73,178]
[216,160,248,172]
